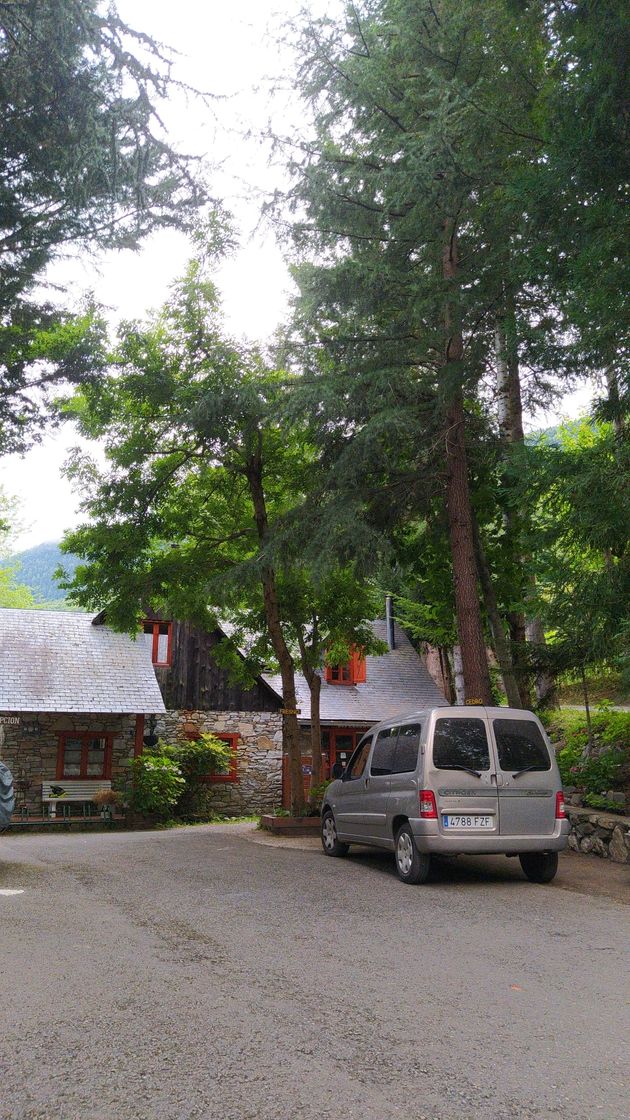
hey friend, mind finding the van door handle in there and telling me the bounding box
[364,778,370,788]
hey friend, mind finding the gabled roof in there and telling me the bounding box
[263,620,447,724]
[0,608,165,714]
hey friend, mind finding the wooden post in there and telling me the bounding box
[134,714,145,757]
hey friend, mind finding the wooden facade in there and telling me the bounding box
[153,620,281,714]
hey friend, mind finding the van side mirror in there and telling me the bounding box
[332,761,345,779]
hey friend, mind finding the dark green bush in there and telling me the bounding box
[125,753,185,818]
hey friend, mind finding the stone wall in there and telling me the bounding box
[0,712,136,812]
[567,807,630,864]
[154,709,283,815]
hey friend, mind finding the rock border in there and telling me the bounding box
[566,807,630,864]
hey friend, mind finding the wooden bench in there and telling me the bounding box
[42,780,112,818]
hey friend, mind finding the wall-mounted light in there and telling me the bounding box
[22,717,42,737]
[143,713,159,747]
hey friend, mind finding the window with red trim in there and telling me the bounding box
[325,648,366,686]
[142,620,172,667]
[205,733,239,784]
[56,733,112,780]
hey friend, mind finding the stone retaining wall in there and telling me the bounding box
[566,807,630,864]
[154,709,283,815]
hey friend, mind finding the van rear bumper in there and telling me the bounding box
[409,818,569,854]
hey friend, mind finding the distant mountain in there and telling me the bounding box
[6,541,80,605]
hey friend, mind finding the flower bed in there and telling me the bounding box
[260,814,321,836]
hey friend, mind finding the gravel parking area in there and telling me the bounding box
[1,824,628,1120]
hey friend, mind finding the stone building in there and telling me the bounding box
[0,608,164,816]
[0,605,445,818]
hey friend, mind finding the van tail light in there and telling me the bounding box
[420,790,438,819]
[555,791,566,819]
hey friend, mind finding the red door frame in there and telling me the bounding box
[281,726,369,809]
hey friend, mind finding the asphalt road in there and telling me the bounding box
[1,825,628,1120]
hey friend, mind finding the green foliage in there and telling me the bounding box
[0,0,208,453]
[581,793,625,814]
[0,566,36,609]
[522,422,629,681]
[120,737,232,822]
[172,735,232,780]
[124,752,186,819]
[307,780,332,814]
[0,488,36,607]
[549,708,629,799]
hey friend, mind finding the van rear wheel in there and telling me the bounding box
[395,824,431,884]
[519,851,558,883]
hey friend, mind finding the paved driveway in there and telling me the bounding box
[1,825,628,1120]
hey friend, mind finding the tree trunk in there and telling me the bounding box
[495,306,524,445]
[308,670,323,788]
[296,630,324,791]
[606,368,624,436]
[451,645,465,705]
[525,615,556,707]
[472,519,523,708]
[246,446,305,815]
[439,645,456,704]
[443,225,493,706]
[495,293,546,707]
[507,612,533,709]
[580,665,594,758]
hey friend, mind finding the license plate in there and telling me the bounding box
[442,814,493,829]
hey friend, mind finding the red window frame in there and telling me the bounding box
[202,733,239,784]
[325,648,366,686]
[56,732,113,780]
[142,619,173,667]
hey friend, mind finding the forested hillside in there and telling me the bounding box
[7,541,79,605]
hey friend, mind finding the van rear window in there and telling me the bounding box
[493,720,550,773]
[392,724,422,774]
[433,718,490,772]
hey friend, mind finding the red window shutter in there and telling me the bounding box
[324,664,334,683]
[352,649,366,683]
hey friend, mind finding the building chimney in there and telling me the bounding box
[385,595,396,650]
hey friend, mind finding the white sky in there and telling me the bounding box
[1,0,595,551]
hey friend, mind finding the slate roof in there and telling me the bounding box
[0,608,165,714]
[263,620,447,725]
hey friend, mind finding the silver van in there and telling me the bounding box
[321,706,569,884]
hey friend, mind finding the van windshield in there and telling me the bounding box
[432,718,490,772]
[493,719,550,773]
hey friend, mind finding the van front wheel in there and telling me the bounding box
[395,824,431,884]
[519,851,558,883]
[321,810,349,857]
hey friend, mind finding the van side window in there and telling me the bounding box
[370,727,398,775]
[392,724,422,774]
[493,720,551,772]
[433,718,490,771]
[346,738,372,780]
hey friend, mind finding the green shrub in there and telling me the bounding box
[160,734,233,819]
[308,779,332,815]
[582,792,625,812]
[126,753,185,818]
[551,706,629,799]
[171,734,232,783]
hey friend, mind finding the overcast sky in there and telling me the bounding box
[1,0,593,552]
